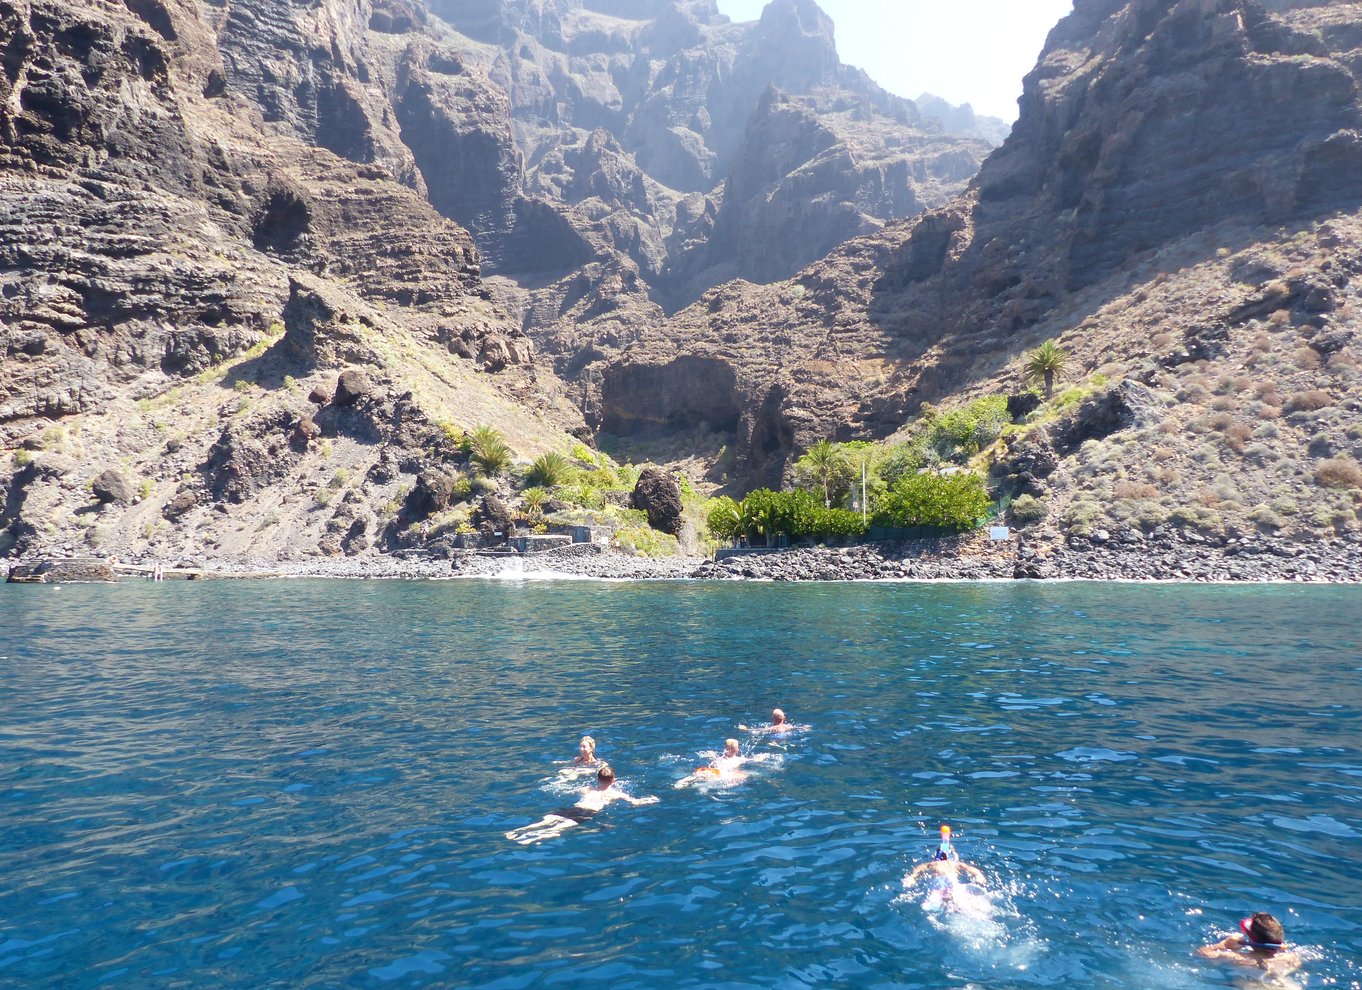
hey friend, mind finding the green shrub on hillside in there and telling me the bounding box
[872,472,992,529]
[526,451,574,488]
[881,396,1010,484]
[1009,494,1047,525]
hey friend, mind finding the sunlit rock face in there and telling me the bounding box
[596,0,1362,494]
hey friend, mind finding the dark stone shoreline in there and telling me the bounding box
[7,531,1362,584]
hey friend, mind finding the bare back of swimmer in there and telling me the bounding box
[507,764,657,844]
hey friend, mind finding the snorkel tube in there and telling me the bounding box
[935,824,959,862]
[1239,917,1284,953]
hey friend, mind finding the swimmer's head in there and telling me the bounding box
[596,764,615,785]
[771,708,786,725]
[1240,913,1285,951]
[724,738,740,757]
[579,735,596,757]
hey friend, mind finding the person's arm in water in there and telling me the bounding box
[958,862,986,885]
[902,862,934,886]
[1196,934,1245,959]
[604,786,659,807]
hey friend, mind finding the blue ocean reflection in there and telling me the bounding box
[0,580,1358,988]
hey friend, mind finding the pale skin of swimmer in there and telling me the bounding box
[903,858,987,887]
[675,739,748,787]
[506,766,657,844]
[1196,914,1302,979]
[739,708,810,735]
[569,736,601,766]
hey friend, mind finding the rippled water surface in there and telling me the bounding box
[2,580,1360,989]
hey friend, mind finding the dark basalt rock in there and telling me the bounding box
[631,467,683,535]
[405,470,459,522]
[472,494,514,541]
[1052,382,1162,454]
[91,469,134,505]
[162,490,198,520]
[7,559,116,583]
[333,369,373,408]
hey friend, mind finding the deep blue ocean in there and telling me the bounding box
[1,579,1359,989]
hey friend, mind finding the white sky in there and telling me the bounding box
[713,0,1074,121]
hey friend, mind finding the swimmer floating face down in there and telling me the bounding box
[505,762,658,845]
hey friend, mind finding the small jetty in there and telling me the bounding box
[5,558,211,583]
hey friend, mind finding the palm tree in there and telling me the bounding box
[797,439,851,508]
[526,451,573,488]
[521,487,549,524]
[467,424,512,477]
[1024,340,1068,399]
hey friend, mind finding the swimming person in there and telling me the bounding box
[674,739,750,788]
[570,735,601,767]
[739,708,809,736]
[902,826,988,913]
[1196,912,1302,978]
[506,764,658,844]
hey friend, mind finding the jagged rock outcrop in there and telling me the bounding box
[423,0,995,317]
[589,0,1362,500]
[631,466,683,535]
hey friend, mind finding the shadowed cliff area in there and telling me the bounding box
[4,0,1361,565]
[588,0,1362,550]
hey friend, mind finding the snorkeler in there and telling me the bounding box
[902,826,987,910]
[506,764,658,844]
[739,708,809,735]
[1196,912,1302,978]
[674,739,750,788]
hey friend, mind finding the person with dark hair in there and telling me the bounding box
[1196,911,1302,977]
[505,764,657,844]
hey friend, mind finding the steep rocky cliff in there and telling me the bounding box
[416,0,997,375]
[588,0,1362,547]
[0,0,577,563]
[0,0,998,564]
[7,0,1358,565]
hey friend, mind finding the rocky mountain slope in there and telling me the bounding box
[0,0,583,563]
[5,0,1360,569]
[0,0,1003,565]
[584,0,1362,547]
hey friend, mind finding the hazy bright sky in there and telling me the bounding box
[713,0,1074,121]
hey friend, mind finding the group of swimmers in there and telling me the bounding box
[504,710,804,844]
[504,713,1303,979]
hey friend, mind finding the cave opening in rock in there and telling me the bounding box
[599,356,743,449]
[252,190,311,254]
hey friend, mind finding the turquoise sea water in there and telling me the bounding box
[1,579,1360,989]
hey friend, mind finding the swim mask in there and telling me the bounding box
[935,825,958,861]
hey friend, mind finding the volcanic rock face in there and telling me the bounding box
[0,0,582,562]
[423,0,995,307]
[593,0,1362,503]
